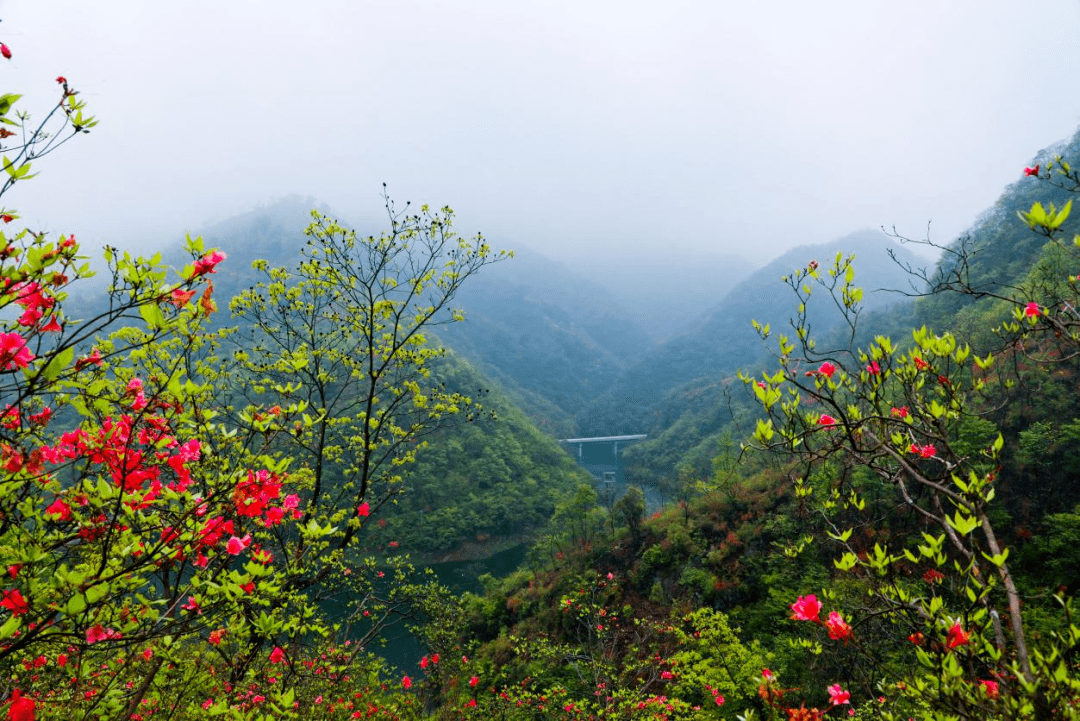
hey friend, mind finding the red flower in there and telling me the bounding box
[469,676,479,687]
[910,443,936,459]
[170,288,195,308]
[1,589,28,616]
[0,215,12,224]
[0,333,34,370]
[191,251,226,277]
[269,646,285,664]
[402,676,412,689]
[891,406,908,418]
[1024,302,1040,317]
[45,498,71,521]
[6,689,34,721]
[824,611,852,642]
[912,356,929,371]
[866,360,880,375]
[56,76,67,85]
[946,622,969,650]
[818,362,837,378]
[818,414,836,427]
[827,684,850,706]
[1,45,11,60]
[357,502,370,518]
[1024,165,1040,177]
[419,656,429,669]
[789,594,822,622]
[979,679,999,699]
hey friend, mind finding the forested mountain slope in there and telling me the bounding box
[576,229,923,439]
[435,247,655,437]
[144,202,597,558]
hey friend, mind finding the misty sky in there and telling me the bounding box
[4,1,1080,267]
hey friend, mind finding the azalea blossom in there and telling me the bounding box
[891,406,909,418]
[469,676,479,687]
[866,360,880,375]
[790,594,822,622]
[1024,302,1040,317]
[946,621,970,650]
[818,362,836,378]
[979,679,1000,699]
[225,535,250,555]
[45,498,71,521]
[825,611,852,642]
[818,414,836,427]
[192,251,226,277]
[0,44,11,60]
[269,646,285,664]
[910,443,936,459]
[86,624,118,644]
[1,589,28,615]
[827,684,850,706]
[170,288,196,308]
[402,676,412,689]
[6,689,34,721]
[1024,165,1040,177]
[0,333,34,370]
[357,501,370,517]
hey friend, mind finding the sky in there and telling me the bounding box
[4,1,1080,268]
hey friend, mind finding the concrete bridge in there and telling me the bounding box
[558,434,647,484]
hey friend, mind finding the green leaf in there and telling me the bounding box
[139,302,166,330]
[39,346,75,382]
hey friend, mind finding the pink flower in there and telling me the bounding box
[1024,165,1040,177]
[866,361,880,375]
[762,668,774,681]
[402,676,412,689]
[0,333,34,370]
[818,362,836,378]
[357,502,370,518]
[192,251,226,277]
[818,414,836,427]
[946,622,969,650]
[142,648,153,661]
[979,679,999,699]
[225,535,250,555]
[283,494,299,509]
[1,45,11,60]
[85,624,115,644]
[182,596,200,613]
[890,406,908,418]
[714,695,725,706]
[419,656,429,669]
[660,670,673,679]
[269,646,285,664]
[825,611,852,642]
[469,676,479,687]
[790,594,822,622]
[828,684,850,706]
[1024,302,1040,317]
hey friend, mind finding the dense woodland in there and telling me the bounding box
[2,31,1080,721]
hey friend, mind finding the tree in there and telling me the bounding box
[741,161,1080,716]
[227,193,510,569]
